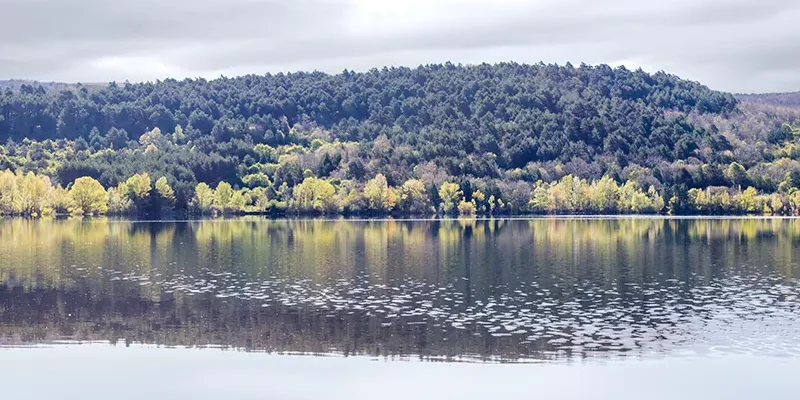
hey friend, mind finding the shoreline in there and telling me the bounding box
[5,214,800,223]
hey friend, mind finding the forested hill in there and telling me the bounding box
[0,63,736,178]
[2,62,798,217]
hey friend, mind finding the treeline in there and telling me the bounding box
[3,168,800,217]
[0,169,175,217]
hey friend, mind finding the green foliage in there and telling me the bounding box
[439,182,463,214]
[228,191,246,213]
[69,177,107,216]
[214,182,234,213]
[192,183,215,214]
[51,186,72,215]
[0,170,56,216]
[398,179,432,215]
[458,199,477,216]
[16,171,53,216]
[107,184,133,215]
[363,174,396,214]
[253,144,277,163]
[155,177,176,211]
[725,162,748,187]
[126,173,151,203]
[525,176,664,215]
[155,177,173,199]
[0,167,794,217]
[310,139,325,151]
[291,177,339,214]
[530,185,552,213]
[741,187,759,212]
[0,63,739,213]
[0,170,20,215]
[242,173,272,189]
[3,63,800,218]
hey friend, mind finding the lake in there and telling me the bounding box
[1,217,799,399]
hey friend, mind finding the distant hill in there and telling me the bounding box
[0,79,102,93]
[736,92,800,109]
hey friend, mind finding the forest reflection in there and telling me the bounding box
[1,218,799,361]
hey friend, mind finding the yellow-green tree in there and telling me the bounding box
[547,182,568,212]
[338,180,366,214]
[790,189,800,215]
[228,191,246,213]
[458,199,477,216]
[741,187,758,212]
[107,183,134,215]
[564,175,589,211]
[254,144,276,162]
[588,176,619,213]
[292,177,339,213]
[472,190,486,214]
[69,177,108,216]
[155,177,175,203]
[716,191,733,211]
[629,190,652,214]
[768,194,784,215]
[214,181,234,212]
[192,183,215,214]
[155,177,176,212]
[139,127,163,147]
[172,125,185,143]
[688,188,709,212]
[51,186,73,215]
[242,173,272,189]
[125,173,152,210]
[398,179,431,214]
[648,186,665,213]
[439,182,462,214]
[530,184,554,213]
[363,174,396,213]
[244,187,270,213]
[618,181,661,214]
[16,171,53,216]
[0,170,20,215]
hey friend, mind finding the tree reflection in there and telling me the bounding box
[1,218,799,361]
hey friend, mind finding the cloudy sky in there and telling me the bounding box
[0,0,797,93]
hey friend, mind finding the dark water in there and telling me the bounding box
[1,218,800,399]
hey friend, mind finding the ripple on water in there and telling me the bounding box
[91,266,800,361]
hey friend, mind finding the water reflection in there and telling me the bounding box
[1,218,799,362]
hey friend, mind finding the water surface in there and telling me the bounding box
[1,218,799,398]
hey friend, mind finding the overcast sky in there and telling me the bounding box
[1,0,798,93]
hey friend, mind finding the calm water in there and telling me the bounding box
[1,218,800,398]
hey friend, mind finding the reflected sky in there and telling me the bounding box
[1,343,798,400]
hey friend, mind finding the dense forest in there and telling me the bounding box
[0,62,799,217]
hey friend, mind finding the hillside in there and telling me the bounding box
[736,92,800,109]
[0,62,799,216]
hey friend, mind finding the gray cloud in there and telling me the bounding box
[0,0,798,92]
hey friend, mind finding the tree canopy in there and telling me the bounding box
[3,62,800,217]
